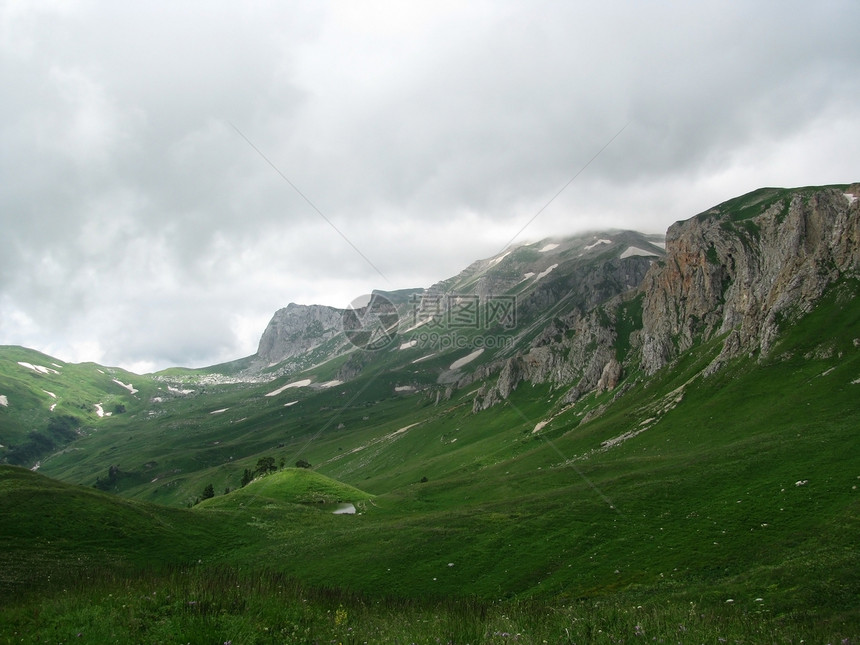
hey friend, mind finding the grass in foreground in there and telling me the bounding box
[1,566,855,644]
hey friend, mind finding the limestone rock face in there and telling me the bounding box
[640,185,860,374]
[472,298,624,410]
[596,358,622,393]
[256,303,344,366]
[472,183,860,413]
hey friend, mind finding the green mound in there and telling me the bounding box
[0,465,247,594]
[202,467,373,508]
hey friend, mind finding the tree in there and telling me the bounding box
[241,468,253,487]
[201,483,215,500]
[295,459,311,469]
[255,456,276,476]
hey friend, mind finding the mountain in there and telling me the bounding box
[1,184,858,640]
[0,346,162,468]
[475,183,860,409]
[221,230,665,381]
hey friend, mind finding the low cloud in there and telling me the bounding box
[1,0,858,371]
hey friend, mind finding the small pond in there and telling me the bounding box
[330,502,356,515]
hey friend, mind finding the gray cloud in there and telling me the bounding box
[1,0,859,371]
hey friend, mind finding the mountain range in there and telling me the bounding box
[1,183,858,640]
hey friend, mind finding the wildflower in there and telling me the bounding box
[334,606,348,628]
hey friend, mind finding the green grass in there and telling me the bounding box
[697,183,850,223]
[2,220,859,640]
[3,565,848,644]
[201,467,373,509]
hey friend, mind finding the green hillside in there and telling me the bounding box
[1,200,859,641]
[200,467,373,509]
[1,280,858,640]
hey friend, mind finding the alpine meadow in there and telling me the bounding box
[1,184,859,643]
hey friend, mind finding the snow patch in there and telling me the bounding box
[395,385,416,392]
[412,353,435,364]
[168,385,195,395]
[42,390,56,398]
[399,339,418,350]
[210,408,229,415]
[50,404,56,412]
[265,378,312,396]
[317,380,343,388]
[449,348,484,370]
[584,239,612,251]
[532,420,548,434]
[620,246,658,259]
[523,272,535,279]
[402,319,428,334]
[535,264,558,280]
[844,193,858,205]
[18,362,60,375]
[94,403,111,418]
[112,379,138,394]
[284,401,298,407]
[0,395,8,407]
[538,243,559,253]
[488,250,511,266]
[391,423,420,437]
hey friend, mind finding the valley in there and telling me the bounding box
[1,185,859,642]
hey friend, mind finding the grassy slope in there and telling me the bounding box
[0,280,858,639]
[202,279,859,618]
[0,347,162,468]
[200,467,373,508]
[0,466,259,595]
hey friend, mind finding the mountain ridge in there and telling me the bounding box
[1,183,858,640]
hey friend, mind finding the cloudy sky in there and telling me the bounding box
[2,1,858,373]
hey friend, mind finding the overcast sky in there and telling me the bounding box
[1,1,858,373]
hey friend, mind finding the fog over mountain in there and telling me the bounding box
[2,0,859,372]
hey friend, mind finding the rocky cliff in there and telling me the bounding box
[473,183,860,412]
[247,185,859,407]
[640,184,860,374]
[255,303,345,366]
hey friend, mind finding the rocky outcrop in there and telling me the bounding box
[256,303,345,366]
[472,296,627,410]
[640,184,860,374]
[472,183,860,413]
